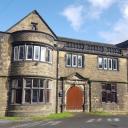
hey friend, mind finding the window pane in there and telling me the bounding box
[108,58,112,70]
[78,55,82,67]
[98,57,103,69]
[39,89,44,102]
[34,46,40,60]
[12,79,18,88]
[41,47,46,62]
[18,79,22,87]
[19,46,24,60]
[47,49,52,63]
[14,46,19,60]
[25,89,31,103]
[26,45,33,60]
[72,55,77,67]
[102,92,106,102]
[32,89,39,102]
[46,48,52,62]
[32,24,37,30]
[111,85,117,91]
[66,54,71,66]
[103,58,108,69]
[45,90,50,103]
[111,92,117,102]
[25,78,32,87]
[106,84,111,91]
[113,59,118,70]
[33,79,39,87]
[40,79,45,88]
[15,89,22,104]
[102,84,106,90]
[107,92,111,102]
[46,80,50,89]
[12,79,22,88]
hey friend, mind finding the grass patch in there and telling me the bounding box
[0,116,24,121]
[31,112,74,121]
[88,111,113,116]
[0,112,73,121]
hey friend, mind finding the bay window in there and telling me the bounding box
[13,44,52,64]
[11,78,51,104]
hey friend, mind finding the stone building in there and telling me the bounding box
[0,10,128,116]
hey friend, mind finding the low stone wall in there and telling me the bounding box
[7,104,54,116]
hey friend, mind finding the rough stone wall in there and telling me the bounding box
[10,52,56,78]
[0,33,11,116]
[0,77,8,116]
[12,31,55,46]
[59,51,127,82]
[7,11,55,37]
[91,82,128,112]
[58,51,128,112]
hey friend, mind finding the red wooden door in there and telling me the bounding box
[66,86,83,110]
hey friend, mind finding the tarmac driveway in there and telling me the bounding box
[0,113,128,128]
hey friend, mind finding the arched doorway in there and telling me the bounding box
[66,86,83,110]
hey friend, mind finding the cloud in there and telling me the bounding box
[61,0,116,31]
[99,1,128,44]
[61,5,85,31]
[88,0,116,18]
[88,0,115,9]
[121,3,128,19]
[61,0,128,44]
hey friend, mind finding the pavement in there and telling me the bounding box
[0,113,128,128]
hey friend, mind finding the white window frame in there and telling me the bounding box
[103,57,108,70]
[19,45,24,60]
[66,54,72,67]
[41,47,46,62]
[72,55,77,67]
[47,48,52,63]
[34,46,40,61]
[26,45,33,60]
[78,55,83,68]
[14,46,19,61]
[98,57,103,69]
[108,58,112,70]
[113,59,118,70]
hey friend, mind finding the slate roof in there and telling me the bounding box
[116,40,128,48]
[57,36,118,48]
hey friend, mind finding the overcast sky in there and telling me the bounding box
[0,0,128,44]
